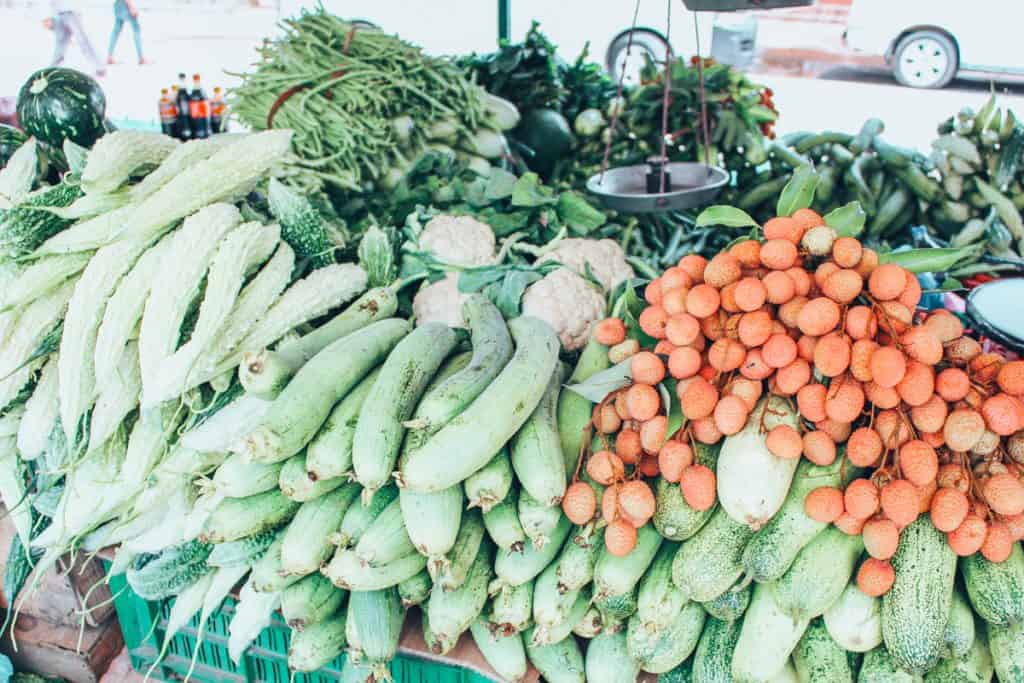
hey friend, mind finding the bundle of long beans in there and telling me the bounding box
[229,8,486,192]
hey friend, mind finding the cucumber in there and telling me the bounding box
[673,506,754,602]
[881,517,957,675]
[353,322,459,494]
[200,489,299,544]
[331,484,398,549]
[493,513,570,589]
[349,587,403,677]
[558,336,609,476]
[518,489,563,549]
[483,490,527,552]
[572,606,603,639]
[988,618,1024,683]
[434,509,485,592]
[490,580,533,635]
[281,574,346,630]
[250,532,301,593]
[586,630,642,683]
[397,569,431,608]
[323,549,427,591]
[354,498,414,568]
[652,442,720,541]
[594,523,663,600]
[533,560,581,629]
[594,586,638,633]
[287,610,347,673]
[626,601,705,673]
[530,586,592,646]
[857,647,921,683]
[464,448,513,512]
[555,524,601,593]
[961,541,1024,626]
[923,624,993,683]
[469,618,528,683]
[732,582,810,683]
[693,616,743,683]
[510,363,567,506]
[211,452,282,498]
[943,585,976,660]
[823,582,882,653]
[524,625,586,683]
[636,541,686,633]
[241,318,411,464]
[399,316,560,492]
[346,599,363,661]
[305,367,381,481]
[717,396,800,530]
[426,543,493,652]
[400,485,463,563]
[281,482,360,577]
[279,451,345,502]
[774,526,864,620]
[702,580,751,622]
[793,618,855,683]
[743,457,860,582]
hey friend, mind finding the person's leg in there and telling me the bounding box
[107,15,124,60]
[128,14,143,61]
[66,12,104,73]
[51,16,70,65]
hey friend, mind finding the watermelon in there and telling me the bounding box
[16,68,106,149]
[0,124,29,170]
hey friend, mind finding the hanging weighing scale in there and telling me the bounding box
[586,0,811,213]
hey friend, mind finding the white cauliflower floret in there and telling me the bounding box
[521,268,606,351]
[538,238,634,293]
[412,273,469,328]
[419,215,497,267]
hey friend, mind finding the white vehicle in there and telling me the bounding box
[844,0,1024,89]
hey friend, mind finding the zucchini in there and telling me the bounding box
[943,585,976,660]
[988,618,1024,683]
[636,541,687,633]
[493,513,570,589]
[281,574,346,630]
[250,532,301,593]
[532,560,581,629]
[881,517,957,675]
[469,618,528,683]
[400,486,464,564]
[353,323,459,494]
[586,630,641,683]
[510,363,567,506]
[349,587,403,677]
[530,586,591,646]
[211,452,282,499]
[555,524,601,594]
[702,581,751,622]
[397,569,431,608]
[323,549,427,592]
[792,618,855,683]
[558,336,608,476]
[961,542,1024,626]
[673,506,754,602]
[399,316,560,492]
[426,543,493,653]
[332,484,398,549]
[281,482,360,577]
[354,498,414,568]
[626,601,705,674]
[743,456,860,582]
[858,647,920,683]
[434,509,486,592]
[288,610,347,672]
[491,580,533,635]
[304,367,381,481]
[594,523,663,600]
[524,625,585,683]
[653,442,720,541]
[774,526,864,620]
[464,447,513,512]
[693,616,743,683]
[923,624,993,683]
[823,582,882,653]
[483,490,527,552]
[731,582,810,683]
[518,489,562,549]
[199,488,300,544]
[279,451,345,502]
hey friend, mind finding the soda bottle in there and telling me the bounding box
[158,88,178,138]
[189,74,212,139]
[175,73,192,140]
[210,86,227,134]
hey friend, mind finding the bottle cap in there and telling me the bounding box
[160,88,168,94]
[193,73,201,80]
[214,86,222,93]
[178,72,186,79]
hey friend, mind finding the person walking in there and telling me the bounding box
[44,0,106,77]
[107,0,146,65]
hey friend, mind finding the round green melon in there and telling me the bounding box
[0,123,29,169]
[16,67,106,149]
[515,108,575,178]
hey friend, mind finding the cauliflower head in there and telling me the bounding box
[412,273,469,328]
[521,268,606,351]
[538,238,634,293]
[418,215,497,267]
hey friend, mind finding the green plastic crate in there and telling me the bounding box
[108,572,493,683]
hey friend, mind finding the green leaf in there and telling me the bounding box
[477,207,531,236]
[565,359,633,403]
[485,167,518,201]
[776,164,818,217]
[556,192,606,235]
[510,172,558,208]
[878,244,984,274]
[490,269,544,318]
[695,205,759,229]
[941,277,963,290]
[660,378,685,438]
[823,201,866,237]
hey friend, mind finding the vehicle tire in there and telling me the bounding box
[605,28,671,84]
[892,30,958,89]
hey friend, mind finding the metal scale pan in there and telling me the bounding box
[586,159,729,213]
